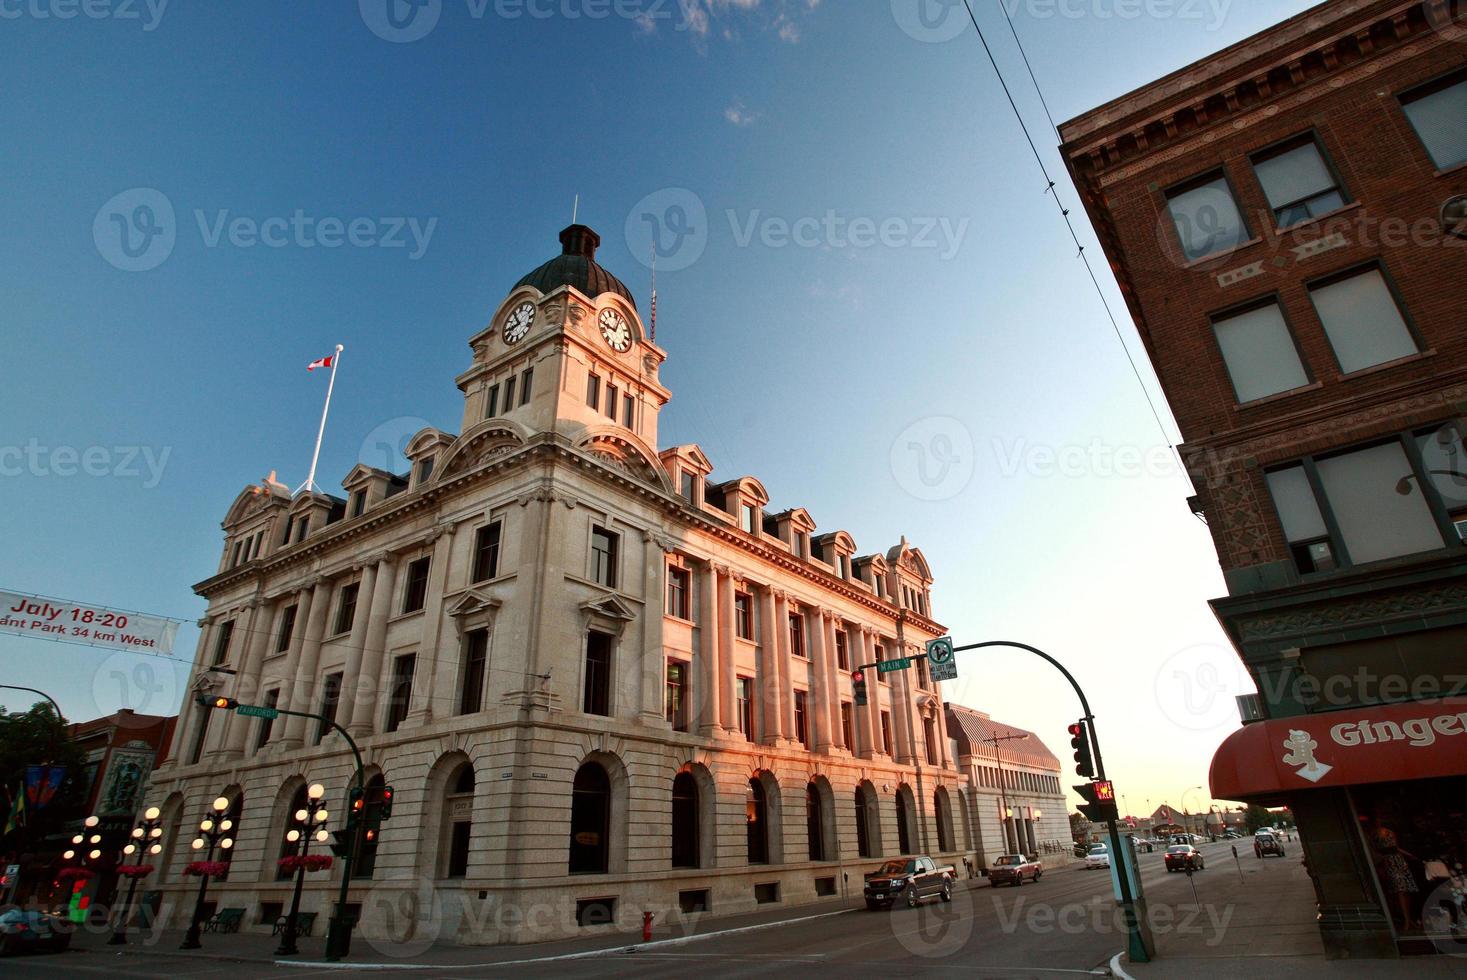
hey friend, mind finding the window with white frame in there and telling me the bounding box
[1307,267,1418,374]
[1166,172,1250,261]
[1211,301,1310,403]
[1251,137,1346,228]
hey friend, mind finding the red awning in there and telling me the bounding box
[1210,698,1467,802]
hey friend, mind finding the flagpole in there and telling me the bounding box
[301,345,344,496]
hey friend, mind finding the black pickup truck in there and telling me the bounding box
[863,856,955,910]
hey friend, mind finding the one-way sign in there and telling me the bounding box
[926,637,957,682]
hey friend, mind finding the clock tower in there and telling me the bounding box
[456,224,670,455]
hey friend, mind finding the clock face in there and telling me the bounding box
[599,308,632,352]
[502,301,535,344]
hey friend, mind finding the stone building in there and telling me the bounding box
[1060,0,1467,958]
[945,704,1071,870]
[143,223,965,944]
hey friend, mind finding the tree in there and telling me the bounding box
[1243,803,1271,833]
[1069,811,1090,841]
[0,701,87,859]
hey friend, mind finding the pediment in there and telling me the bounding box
[579,592,637,623]
[447,589,503,619]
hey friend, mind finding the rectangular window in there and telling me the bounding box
[520,368,533,406]
[384,654,416,733]
[256,689,279,748]
[583,631,611,716]
[734,592,752,640]
[666,565,690,619]
[880,711,893,756]
[472,522,502,583]
[740,504,757,533]
[665,659,688,731]
[1400,71,1467,170]
[447,822,471,879]
[281,514,295,546]
[402,556,431,613]
[1251,137,1346,227]
[485,384,499,419]
[459,629,488,715]
[916,658,929,690]
[590,527,618,588]
[737,676,753,740]
[794,690,809,747]
[840,701,854,750]
[622,393,635,428]
[212,620,234,665]
[604,382,618,419]
[924,716,938,766]
[296,516,309,542]
[315,672,342,744]
[680,471,697,503]
[1212,301,1309,403]
[1315,441,1444,564]
[334,583,359,636]
[275,604,298,653]
[350,490,366,518]
[1166,172,1250,262]
[586,373,600,411]
[415,458,434,485]
[835,630,849,670]
[1266,466,1337,573]
[1308,267,1418,374]
[230,541,243,568]
[789,613,805,659]
[502,377,516,410]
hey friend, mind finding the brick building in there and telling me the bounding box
[1060,0,1466,958]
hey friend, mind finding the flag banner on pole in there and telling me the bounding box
[3,788,25,836]
[307,354,335,371]
[0,589,181,655]
[24,766,65,810]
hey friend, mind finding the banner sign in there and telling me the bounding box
[0,590,180,656]
[24,765,65,810]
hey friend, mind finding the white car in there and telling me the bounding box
[1085,843,1110,869]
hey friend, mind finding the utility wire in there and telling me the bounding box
[958,0,1181,463]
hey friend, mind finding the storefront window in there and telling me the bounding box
[1352,775,1467,946]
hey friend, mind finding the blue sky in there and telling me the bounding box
[1,0,1320,814]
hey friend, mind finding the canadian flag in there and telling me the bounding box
[307,355,335,372]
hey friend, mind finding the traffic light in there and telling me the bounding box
[197,695,238,710]
[328,829,354,857]
[347,787,365,829]
[1074,780,1119,823]
[380,785,394,822]
[852,670,868,707]
[1068,720,1095,779]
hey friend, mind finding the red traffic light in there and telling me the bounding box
[851,670,863,683]
[1067,723,1082,737]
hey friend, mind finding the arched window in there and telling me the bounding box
[352,775,386,879]
[569,763,611,874]
[746,777,769,865]
[896,789,914,855]
[855,788,872,858]
[277,784,307,881]
[934,788,954,853]
[444,764,474,879]
[671,771,699,869]
[806,782,825,862]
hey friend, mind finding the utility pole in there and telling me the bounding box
[987,731,1030,854]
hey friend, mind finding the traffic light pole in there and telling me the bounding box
[947,640,1153,964]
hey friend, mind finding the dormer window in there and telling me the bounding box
[680,471,700,504]
[795,533,807,558]
[295,516,309,543]
[415,457,435,486]
[837,554,848,579]
[349,490,366,518]
[740,504,757,533]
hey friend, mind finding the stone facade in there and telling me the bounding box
[143,224,966,945]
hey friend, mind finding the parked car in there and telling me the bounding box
[1165,844,1206,872]
[1073,841,1089,858]
[1085,843,1110,869]
[0,910,72,956]
[988,854,1043,886]
[1255,830,1285,858]
[1223,831,1241,840]
[864,856,955,909]
[1133,837,1156,853]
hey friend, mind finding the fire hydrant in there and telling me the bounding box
[642,910,655,942]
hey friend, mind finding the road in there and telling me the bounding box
[3,839,1293,978]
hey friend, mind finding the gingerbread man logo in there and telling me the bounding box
[1282,729,1333,783]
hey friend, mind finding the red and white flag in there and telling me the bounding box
[307,354,335,372]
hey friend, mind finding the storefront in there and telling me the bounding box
[1211,699,1467,957]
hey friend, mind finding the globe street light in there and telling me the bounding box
[276,782,331,956]
[109,805,165,945]
[180,796,234,950]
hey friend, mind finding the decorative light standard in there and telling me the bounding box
[275,782,331,956]
[109,805,165,945]
[179,796,235,950]
[58,814,106,924]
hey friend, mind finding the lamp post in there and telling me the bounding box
[987,731,1030,854]
[109,805,165,944]
[179,796,235,950]
[275,782,330,956]
[59,814,107,924]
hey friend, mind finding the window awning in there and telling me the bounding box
[1209,698,1467,802]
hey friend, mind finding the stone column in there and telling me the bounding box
[281,578,331,747]
[853,627,875,759]
[807,609,832,751]
[640,532,673,724]
[694,559,719,736]
[351,556,397,738]
[220,600,273,757]
[773,591,796,745]
[756,584,784,743]
[334,561,377,733]
[824,612,845,751]
[716,567,737,732]
[891,648,916,763]
[408,525,456,725]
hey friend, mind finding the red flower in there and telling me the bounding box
[56,867,95,882]
[116,864,156,879]
[277,854,334,874]
[182,860,230,878]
